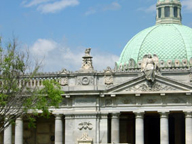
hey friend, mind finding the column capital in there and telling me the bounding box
[159,111,169,118]
[55,114,63,120]
[16,117,23,121]
[100,113,108,119]
[111,113,120,119]
[134,112,144,119]
[184,111,192,118]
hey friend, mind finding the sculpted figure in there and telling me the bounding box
[85,48,91,56]
[141,54,159,82]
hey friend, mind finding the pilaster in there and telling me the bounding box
[111,113,120,143]
[55,114,63,144]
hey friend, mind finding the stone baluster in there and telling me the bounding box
[135,112,144,144]
[111,113,120,143]
[160,112,169,144]
[15,117,23,144]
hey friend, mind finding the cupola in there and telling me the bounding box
[156,0,182,24]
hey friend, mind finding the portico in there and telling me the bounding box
[3,109,191,144]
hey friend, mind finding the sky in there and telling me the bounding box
[0,0,192,72]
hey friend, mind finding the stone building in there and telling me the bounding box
[3,0,192,144]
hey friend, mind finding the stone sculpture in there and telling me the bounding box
[141,54,159,82]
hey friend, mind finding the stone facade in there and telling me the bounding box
[2,49,192,144]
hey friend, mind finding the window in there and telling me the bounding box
[158,8,161,18]
[174,7,178,17]
[165,6,170,17]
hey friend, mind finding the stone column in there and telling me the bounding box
[4,123,12,144]
[55,115,63,144]
[135,112,144,144]
[111,113,120,143]
[160,112,169,144]
[162,7,165,18]
[170,6,174,17]
[185,112,192,144]
[15,117,23,144]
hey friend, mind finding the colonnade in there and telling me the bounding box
[3,112,192,144]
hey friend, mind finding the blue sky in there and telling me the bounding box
[0,0,192,72]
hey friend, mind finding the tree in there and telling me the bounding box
[0,37,63,132]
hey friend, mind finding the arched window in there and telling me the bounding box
[174,7,178,17]
[165,6,170,17]
[158,8,161,18]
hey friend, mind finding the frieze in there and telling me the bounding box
[78,122,93,130]
[126,82,177,92]
[167,96,186,104]
[122,98,132,104]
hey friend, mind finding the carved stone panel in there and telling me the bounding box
[77,76,94,85]
[78,122,93,130]
[77,133,93,144]
[126,82,177,92]
[60,77,68,86]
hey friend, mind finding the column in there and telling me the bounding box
[111,113,120,143]
[55,115,63,144]
[160,112,169,144]
[4,123,12,144]
[15,117,23,144]
[135,112,144,144]
[170,6,174,17]
[185,112,192,144]
[162,7,165,18]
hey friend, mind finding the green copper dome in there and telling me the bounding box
[118,24,192,66]
[117,0,192,68]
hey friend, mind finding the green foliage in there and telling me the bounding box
[0,37,64,131]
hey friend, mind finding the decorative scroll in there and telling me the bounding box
[78,122,93,130]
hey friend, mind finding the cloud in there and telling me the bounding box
[29,39,119,72]
[182,0,192,12]
[102,2,121,11]
[22,0,51,7]
[85,2,121,16]
[30,39,57,56]
[137,4,156,13]
[38,0,79,13]
[22,0,79,13]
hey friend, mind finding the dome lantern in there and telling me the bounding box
[156,0,182,24]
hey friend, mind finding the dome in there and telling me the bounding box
[117,24,192,66]
[117,0,192,68]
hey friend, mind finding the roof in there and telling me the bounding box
[118,24,192,66]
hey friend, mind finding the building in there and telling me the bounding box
[3,0,192,144]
